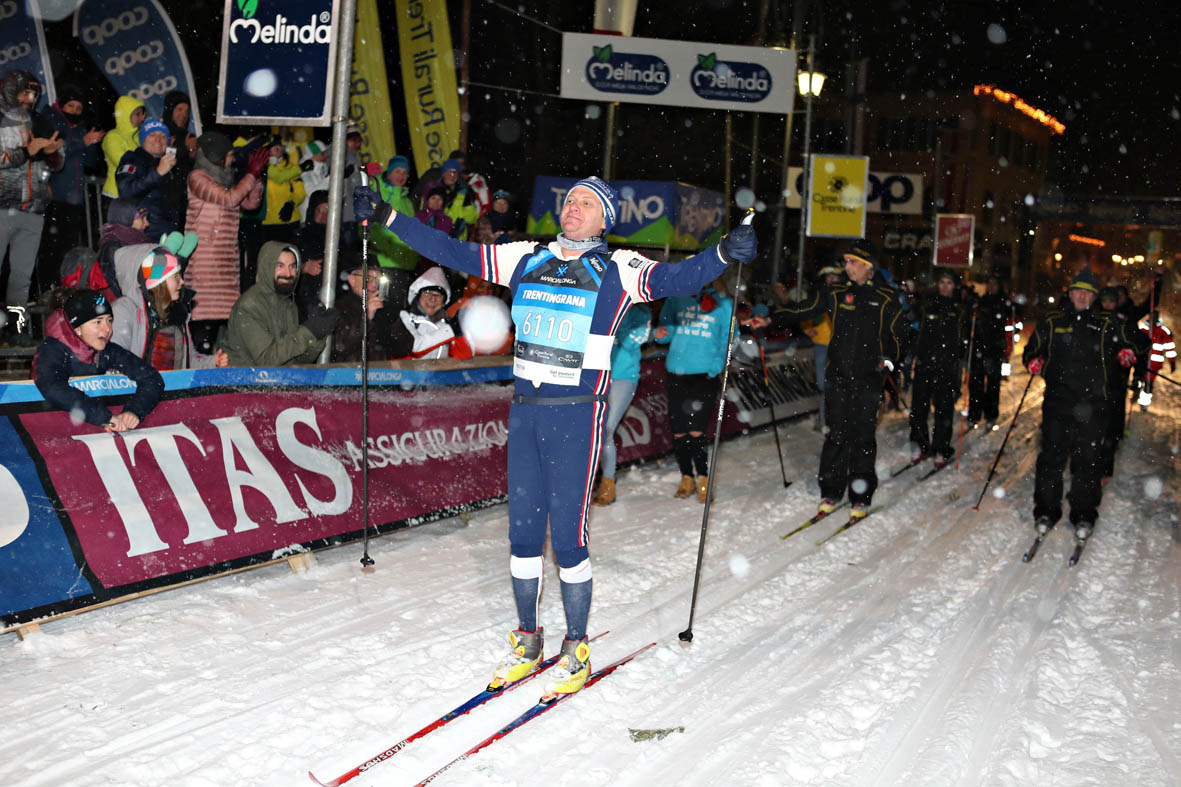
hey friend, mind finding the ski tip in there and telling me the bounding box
[307,771,332,787]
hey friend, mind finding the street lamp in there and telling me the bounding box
[798,70,826,97]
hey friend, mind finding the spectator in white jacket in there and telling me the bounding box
[298,140,329,223]
[399,266,465,359]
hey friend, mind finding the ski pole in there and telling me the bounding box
[358,173,376,568]
[1152,371,1180,387]
[956,308,978,469]
[753,329,791,488]
[972,372,1036,510]
[883,370,909,412]
[680,210,753,644]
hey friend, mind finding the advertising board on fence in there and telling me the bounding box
[560,32,796,115]
[1,352,817,627]
[527,176,725,250]
[216,0,339,125]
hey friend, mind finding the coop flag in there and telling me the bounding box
[0,0,55,108]
[805,154,870,238]
[394,0,461,178]
[348,0,396,167]
[934,214,975,268]
[216,0,339,125]
[74,0,202,132]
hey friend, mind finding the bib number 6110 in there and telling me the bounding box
[519,311,574,343]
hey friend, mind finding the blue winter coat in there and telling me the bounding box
[657,289,733,378]
[40,105,101,206]
[610,303,651,384]
[33,311,165,426]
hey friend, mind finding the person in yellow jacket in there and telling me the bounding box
[242,139,306,290]
[101,95,145,198]
[803,265,843,431]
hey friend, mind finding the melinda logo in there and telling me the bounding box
[585,44,669,96]
[229,8,333,44]
[690,53,772,103]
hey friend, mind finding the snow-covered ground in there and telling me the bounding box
[3,368,1178,787]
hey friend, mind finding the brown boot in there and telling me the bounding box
[696,475,711,503]
[674,475,695,498]
[592,477,616,506]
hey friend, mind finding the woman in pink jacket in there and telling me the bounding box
[184,132,267,353]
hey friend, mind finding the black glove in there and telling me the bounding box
[167,285,196,327]
[302,304,340,340]
[278,200,295,223]
[353,184,390,225]
[718,224,757,264]
[300,159,315,172]
[343,164,355,179]
[1130,374,1144,392]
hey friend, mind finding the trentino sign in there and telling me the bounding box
[216,0,340,126]
[560,32,795,115]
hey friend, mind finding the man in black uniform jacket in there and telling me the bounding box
[1023,268,1146,544]
[909,269,969,468]
[749,241,903,519]
[968,272,1011,430]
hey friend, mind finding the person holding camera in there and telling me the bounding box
[114,117,184,239]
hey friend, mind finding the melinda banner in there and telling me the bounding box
[394,0,461,179]
[75,0,202,133]
[216,0,339,125]
[0,0,55,109]
[934,213,975,268]
[527,176,725,250]
[560,32,796,115]
[0,352,817,626]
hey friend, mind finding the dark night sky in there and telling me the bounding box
[35,0,1180,202]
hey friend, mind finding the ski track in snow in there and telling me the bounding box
[2,371,1178,787]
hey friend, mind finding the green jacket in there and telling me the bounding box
[223,240,325,366]
[371,180,419,270]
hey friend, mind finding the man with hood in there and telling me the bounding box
[36,83,104,296]
[354,175,756,701]
[115,117,182,238]
[1023,268,1146,549]
[399,266,464,359]
[222,240,340,366]
[101,94,144,199]
[1,70,63,327]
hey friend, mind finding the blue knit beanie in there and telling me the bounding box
[442,158,461,173]
[568,176,618,234]
[139,118,169,146]
[388,154,410,175]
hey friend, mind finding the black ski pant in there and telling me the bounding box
[819,380,881,505]
[1034,395,1107,527]
[1100,371,1131,477]
[909,359,960,458]
[968,354,1003,422]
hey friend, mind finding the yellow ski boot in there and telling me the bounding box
[487,628,543,691]
[540,637,590,702]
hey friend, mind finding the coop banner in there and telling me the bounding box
[788,167,922,215]
[560,32,796,115]
[0,0,55,109]
[805,154,870,238]
[76,0,203,132]
[395,0,461,179]
[527,176,725,250]
[215,0,338,125]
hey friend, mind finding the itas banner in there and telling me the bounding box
[394,0,461,179]
[215,0,339,126]
[527,176,725,250]
[934,213,975,268]
[788,167,922,215]
[0,0,55,109]
[805,154,870,239]
[75,0,203,133]
[349,0,396,167]
[560,32,796,115]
